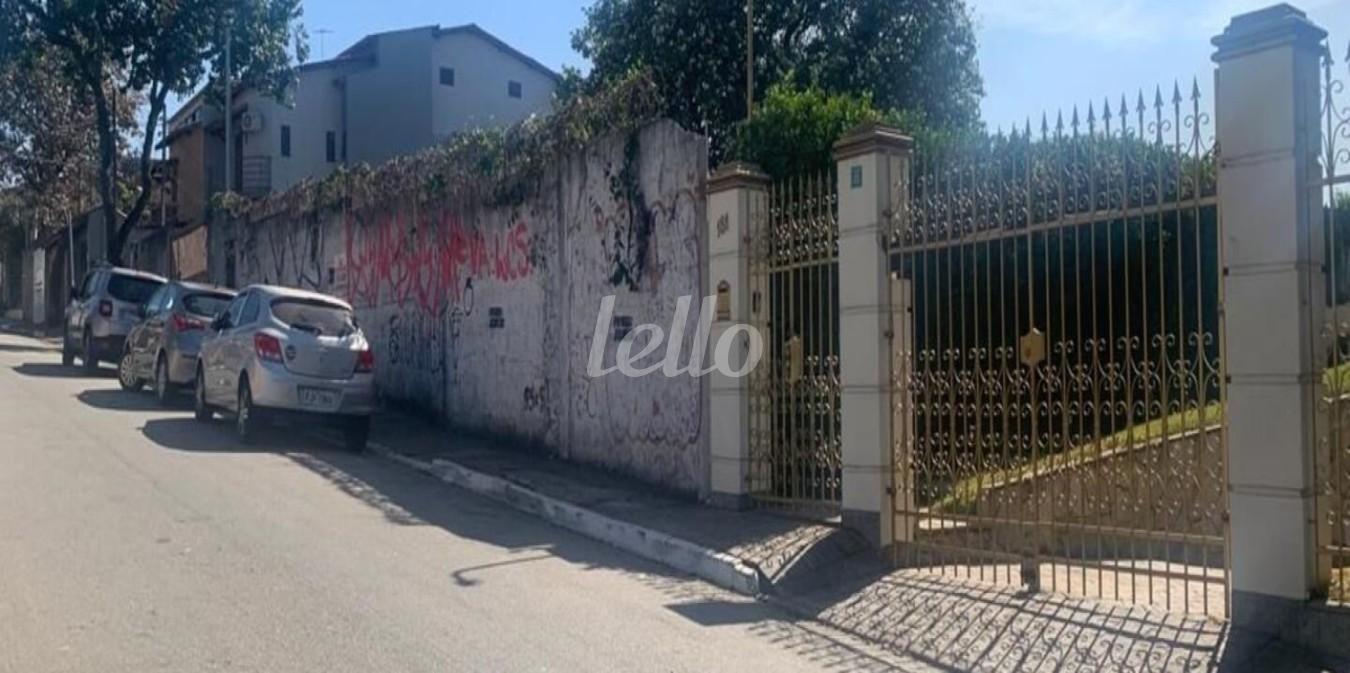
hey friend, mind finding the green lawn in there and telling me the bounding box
[932,402,1224,514]
[930,361,1350,514]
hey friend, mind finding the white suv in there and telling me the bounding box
[63,265,166,372]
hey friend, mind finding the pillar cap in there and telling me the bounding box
[707,161,770,194]
[832,123,913,162]
[1212,3,1326,63]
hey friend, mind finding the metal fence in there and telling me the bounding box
[1315,37,1350,604]
[747,170,842,512]
[888,83,1229,617]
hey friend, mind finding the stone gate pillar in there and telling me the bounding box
[706,162,770,508]
[1212,3,1328,632]
[834,124,913,547]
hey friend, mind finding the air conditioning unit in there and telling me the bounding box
[239,111,264,134]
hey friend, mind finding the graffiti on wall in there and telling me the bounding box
[566,133,707,490]
[344,209,533,317]
[233,120,709,494]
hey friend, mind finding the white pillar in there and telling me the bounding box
[833,124,913,547]
[1213,3,1327,632]
[706,162,769,509]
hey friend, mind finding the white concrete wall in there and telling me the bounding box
[430,30,556,138]
[562,121,707,490]
[233,120,710,494]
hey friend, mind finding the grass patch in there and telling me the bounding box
[933,402,1225,515]
[927,361,1350,515]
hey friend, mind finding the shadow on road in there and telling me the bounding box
[135,414,907,672]
[141,416,272,453]
[77,388,178,412]
[11,362,114,379]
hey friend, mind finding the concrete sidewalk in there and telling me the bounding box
[336,407,1340,672]
[345,408,869,598]
[0,318,60,343]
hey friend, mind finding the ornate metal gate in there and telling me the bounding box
[747,170,842,511]
[889,85,1229,617]
[1314,38,1350,604]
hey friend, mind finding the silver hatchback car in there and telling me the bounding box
[193,285,376,450]
[119,281,236,405]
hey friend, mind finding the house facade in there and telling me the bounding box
[162,23,558,284]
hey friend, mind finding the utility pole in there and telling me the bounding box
[161,112,174,279]
[223,23,233,194]
[109,83,118,264]
[66,207,74,289]
[745,0,754,120]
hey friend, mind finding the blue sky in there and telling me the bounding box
[191,0,1350,131]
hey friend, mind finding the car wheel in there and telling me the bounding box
[154,355,172,407]
[236,378,258,444]
[118,349,143,392]
[82,330,98,373]
[344,416,371,452]
[61,335,74,366]
[193,366,213,422]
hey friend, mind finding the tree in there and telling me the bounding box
[2,0,307,265]
[572,0,983,161]
[0,42,136,236]
[729,83,885,179]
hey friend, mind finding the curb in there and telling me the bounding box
[365,441,763,597]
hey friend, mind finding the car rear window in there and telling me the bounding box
[183,292,232,318]
[107,274,163,304]
[270,298,355,337]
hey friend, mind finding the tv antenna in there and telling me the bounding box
[316,28,333,60]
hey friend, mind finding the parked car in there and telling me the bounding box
[118,281,236,405]
[63,265,166,372]
[194,285,375,450]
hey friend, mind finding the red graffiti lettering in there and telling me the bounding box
[344,209,533,314]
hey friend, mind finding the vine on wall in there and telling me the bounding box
[606,130,652,290]
[211,69,664,221]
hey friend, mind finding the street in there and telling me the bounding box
[0,331,896,673]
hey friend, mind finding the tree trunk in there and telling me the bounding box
[87,68,120,266]
[115,89,165,268]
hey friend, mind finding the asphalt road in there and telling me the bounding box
[0,331,906,673]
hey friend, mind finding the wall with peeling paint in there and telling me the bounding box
[229,120,711,495]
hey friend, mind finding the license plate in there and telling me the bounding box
[298,387,339,409]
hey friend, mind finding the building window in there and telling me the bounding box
[508,80,522,99]
[326,131,336,163]
[341,131,347,161]
[439,67,455,86]
[280,125,291,157]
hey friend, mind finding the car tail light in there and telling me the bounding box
[171,313,205,331]
[98,300,113,317]
[254,333,284,363]
[355,348,374,373]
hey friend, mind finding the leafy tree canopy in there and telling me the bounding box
[1,0,307,264]
[0,42,138,235]
[572,0,983,162]
[730,83,926,179]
